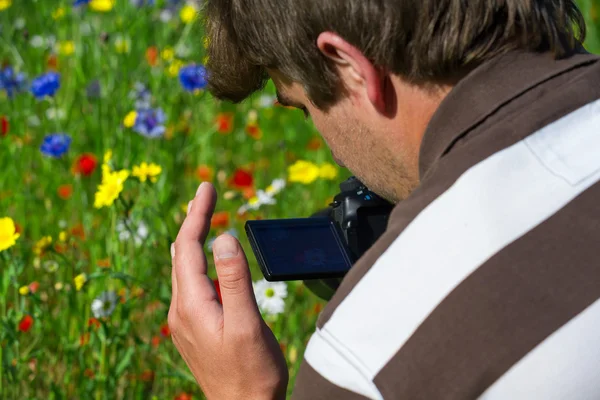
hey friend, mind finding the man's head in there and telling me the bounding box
[203,0,585,202]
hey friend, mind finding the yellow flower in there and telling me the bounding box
[318,163,338,180]
[74,273,87,291]
[0,0,12,11]
[168,59,184,77]
[0,217,20,252]
[94,167,130,209]
[89,0,115,12]
[123,111,138,128]
[52,7,65,19]
[288,160,320,184]
[59,231,68,242]
[114,35,131,54]
[161,47,175,62]
[180,4,198,24]
[103,149,113,164]
[19,286,29,296]
[132,162,162,183]
[33,236,52,256]
[58,41,75,56]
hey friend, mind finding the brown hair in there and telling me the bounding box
[204,0,586,109]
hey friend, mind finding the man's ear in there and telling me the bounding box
[316,32,388,114]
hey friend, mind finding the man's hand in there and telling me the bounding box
[169,182,289,400]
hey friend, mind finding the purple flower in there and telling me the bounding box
[178,64,208,92]
[0,67,28,98]
[31,72,60,99]
[133,108,166,138]
[40,134,72,158]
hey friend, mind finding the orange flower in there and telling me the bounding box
[47,54,59,70]
[195,165,214,182]
[140,370,155,382]
[174,392,193,400]
[80,333,90,346]
[70,224,86,241]
[84,369,95,379]
[151,335,161,348]
[146,46,159,67]
[88,318,101,329]
[211,211,229,229]
[18,315,34,332]
[306,137,323,151]
[245,123,262,140]
[57,184,73,200]
[28,281,40,294]
[97,258,111,268]
[242,187,256,200]
[215,112,234,134]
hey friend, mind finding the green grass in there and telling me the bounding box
[1,0,599,399]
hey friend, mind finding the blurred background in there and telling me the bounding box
[0,0,598,399]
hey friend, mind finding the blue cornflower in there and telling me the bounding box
[31,72,60,99]
[129,82,152,110]
[40,134,72,158]
[130,0,155,6]
[133,108,166,138]
[178,64,208,92]
[0,66,28,98]
[73,0,90,6]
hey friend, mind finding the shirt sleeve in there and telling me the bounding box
[291,359,371,400]
[291,328,382,400]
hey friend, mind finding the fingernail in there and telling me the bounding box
[196,181,207,196]
[187,200,193,214]
[170,243,175,258]
[213,235,239,259]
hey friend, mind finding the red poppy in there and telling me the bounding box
[57,184,73,200]
[0,116,8,137]
[174,393,193,400]
[213,279,222,303]
[73,153,98,176]
[228,168,253,189]
[195,165,214,182]
[146,46,159,67]
[18,315,34,332]
[211,211,230,229]
[245,123,262,140]
[151,335,161,348]
[215,112,234,134]
[160,323,171,338]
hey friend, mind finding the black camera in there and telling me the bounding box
[245,177,394,299]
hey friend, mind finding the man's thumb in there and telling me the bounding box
[212,234,261,324]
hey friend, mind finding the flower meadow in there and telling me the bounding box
[2,0,600,399]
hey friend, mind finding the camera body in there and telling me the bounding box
[245,176,394,300]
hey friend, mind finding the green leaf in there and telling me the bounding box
[115,346,135,376]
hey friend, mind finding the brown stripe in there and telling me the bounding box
[316,52,600,332]
[291,360,370,400]
[373,179,600,399]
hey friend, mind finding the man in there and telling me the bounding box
[168,0,600,398]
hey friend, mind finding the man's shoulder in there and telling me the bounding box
[305,56,600,398]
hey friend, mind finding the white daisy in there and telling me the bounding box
[91,291,118,318]
[265,178,286,196]
[116,220,149,246]
[253,279,288,316]
[237,190,276,214]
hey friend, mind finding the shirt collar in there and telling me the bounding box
[419,49,599,179]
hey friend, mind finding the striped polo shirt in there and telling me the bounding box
[291,49,600,399]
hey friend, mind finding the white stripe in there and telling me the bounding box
[479,298,600,400]
[304,328,383,399]
[305,98,600,390]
